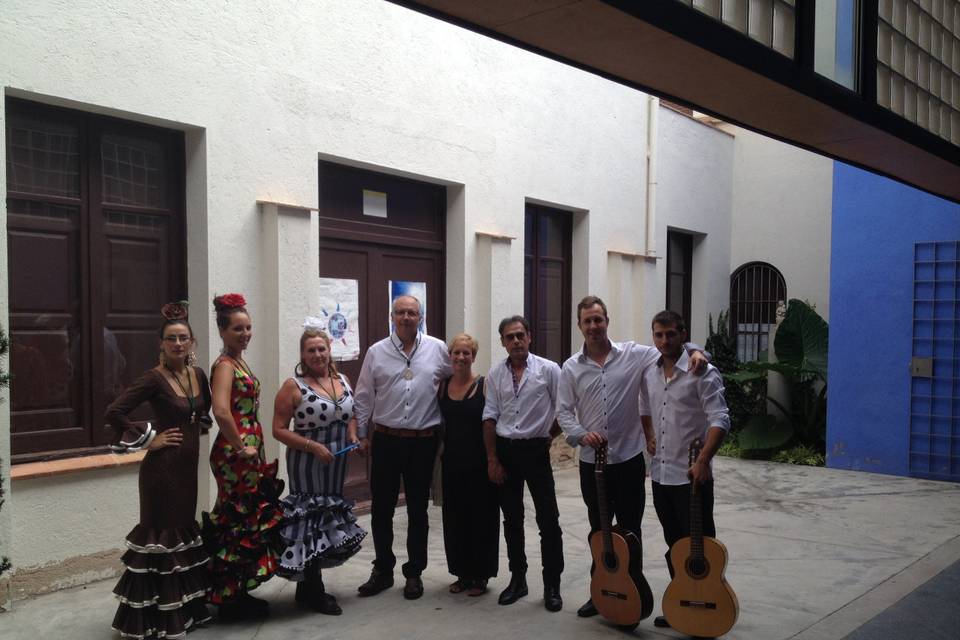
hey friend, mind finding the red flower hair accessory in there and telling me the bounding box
[213,293,247,311]
[160,300,190,321]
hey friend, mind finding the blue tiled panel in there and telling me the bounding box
[910,241,960,481]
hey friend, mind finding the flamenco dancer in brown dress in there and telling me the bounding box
[202,293,284,620]
[106,302,213,639]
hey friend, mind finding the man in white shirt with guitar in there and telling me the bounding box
[640,309,731,631]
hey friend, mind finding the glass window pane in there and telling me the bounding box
[877,0,959,142]
[5,114,80,197]
[524,257,533,320]
[668,274,686,316]
[749,0,774,47]
[694,0,722,18]
[101,133,168,208]
[537,260,564,363]
[773,2,796,57]
[537,212,566,258]
[815,0,859,90]
[723,0,749,31]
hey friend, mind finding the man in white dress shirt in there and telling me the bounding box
[639,309,730,629]
[353,295,452,600]
[558,296,707,618]
[482,315,564,612]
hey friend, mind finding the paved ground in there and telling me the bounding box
[3,457,960,639]
[842,558,960,640]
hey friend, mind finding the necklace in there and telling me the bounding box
[165,364,197,423]
[391,333,421,381]
[222,350,255,381]
[310,372,344,420]
[509,359,526,398]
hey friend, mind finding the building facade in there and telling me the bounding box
[0,0,739,602]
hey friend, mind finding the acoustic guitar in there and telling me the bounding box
[662,438,739,637]
[588,443,654,628]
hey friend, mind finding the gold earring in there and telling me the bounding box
[159,350,167,367]
[186,350,197,366]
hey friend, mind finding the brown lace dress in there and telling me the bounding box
[105,367,212,639]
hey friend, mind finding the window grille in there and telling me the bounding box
[910,240,960,480]
[730,262,787,361]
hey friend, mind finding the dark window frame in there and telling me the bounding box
[5,97,186,463]
[523,204,572,365]
[666,229,694,331]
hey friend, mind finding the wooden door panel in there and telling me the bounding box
[318,241,373,502]
[97,210,173,439]
[318,163,446,506]
[318,241,444,504]
[7,201,86,452]
[318,242,370,385]
[380,250,444,338]
[318,162,445,246]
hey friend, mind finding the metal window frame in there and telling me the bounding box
[729,261,787,362]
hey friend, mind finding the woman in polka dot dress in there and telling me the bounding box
[271,326,366,614]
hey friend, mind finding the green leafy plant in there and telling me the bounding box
[771,444,826,466]
[726,299,828,456]
[705,310,767,433]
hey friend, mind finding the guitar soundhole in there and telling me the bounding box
[603,551,619,572]
[685,556,710,579]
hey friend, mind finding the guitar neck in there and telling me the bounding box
[595,444,613,553]
[688,440,704,560]
[690,482,704,558]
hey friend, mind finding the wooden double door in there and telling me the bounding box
[318,162,446,502]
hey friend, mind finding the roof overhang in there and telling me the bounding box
[390,0,960,204]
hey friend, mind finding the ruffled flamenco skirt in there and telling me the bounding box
[276,494,367,578]
[111,523,211,639]
[201,460,285,604]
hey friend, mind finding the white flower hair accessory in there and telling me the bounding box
[303,316,326,331]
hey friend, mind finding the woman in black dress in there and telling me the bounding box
[438,333,499,596]
[106,302,212,639]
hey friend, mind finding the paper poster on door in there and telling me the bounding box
[388,280,427,335]
[316,277,360,361]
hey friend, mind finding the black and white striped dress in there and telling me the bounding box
[277,375,366,578]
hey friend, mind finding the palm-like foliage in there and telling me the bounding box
[725,300,828,452]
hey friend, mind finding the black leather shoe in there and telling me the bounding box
[403,576,424,600]
[218,596,269,621]
[315,592,342,615]
[544,585,563,612]
[654,615,671,628]
[238,592,269,611]
[577,598,598,617]
[497,574,528,605]
[357,570,394,597]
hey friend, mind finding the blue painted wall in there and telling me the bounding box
[827,163,960,476]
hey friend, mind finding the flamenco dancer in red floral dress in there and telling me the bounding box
[203,293,284,620]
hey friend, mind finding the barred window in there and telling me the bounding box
[730,262,787,361]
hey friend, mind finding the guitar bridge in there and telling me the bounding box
[600,589,628,601]
[680,600,717,610]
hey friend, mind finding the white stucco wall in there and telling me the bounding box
[8,469,136,598]
[653,108,735,344]
[1,0,668,586]
[724,125,834,318]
